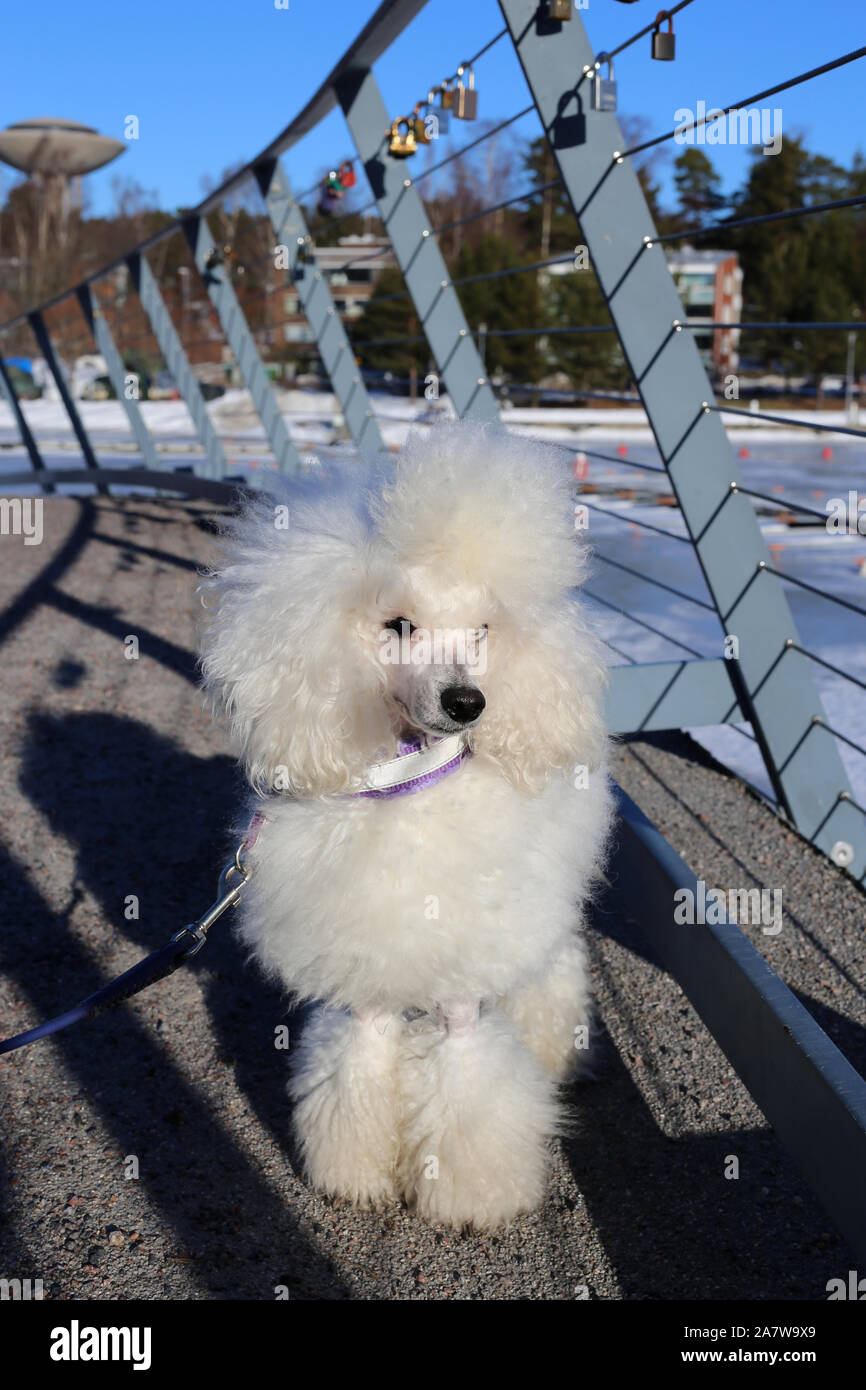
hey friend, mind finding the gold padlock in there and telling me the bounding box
[412,101,432,145]
[454,64,478,120]
[439,77,455,110]
[388,117,417,158]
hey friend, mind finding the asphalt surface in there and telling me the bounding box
[0,494,863,1301]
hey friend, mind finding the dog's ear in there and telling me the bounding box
[198,496,390,796]
[474,601,607,793]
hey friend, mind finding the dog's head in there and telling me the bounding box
[199,423,606,796]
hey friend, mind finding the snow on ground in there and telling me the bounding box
[1,392,864,815]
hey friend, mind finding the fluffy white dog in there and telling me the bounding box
[199,421,612,1230]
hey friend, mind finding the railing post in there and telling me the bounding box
[498,0,866,876]
[76,284,160,473]
[28,310,108,494]
[181,213,303,475]
[336,67,500,423]
[255,158,388,459]
[0,353,51,490]
[126,252,229,482]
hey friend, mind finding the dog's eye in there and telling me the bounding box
[383,617,416,636]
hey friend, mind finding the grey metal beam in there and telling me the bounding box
[610,782,866,1260]
[0,353,51,490]
[606,659,742,735]
[76,284,160,473]
[126,251,228,482]
[336,67,500,423]
[0,466,247,504]
[182,214,303,476]
[255,158,387,458]
[28,310,107,495]
[500,0,866,878]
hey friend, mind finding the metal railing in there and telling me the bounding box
[0,0,864,873]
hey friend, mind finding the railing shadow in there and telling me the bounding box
[1,709,348,1299]
[570,866,859,1298]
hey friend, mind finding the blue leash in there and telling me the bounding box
[0,848,252,1057]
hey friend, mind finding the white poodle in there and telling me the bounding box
[199,421,612,1230]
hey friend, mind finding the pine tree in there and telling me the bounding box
[673,149,726,228]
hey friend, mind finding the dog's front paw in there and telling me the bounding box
[290,1006,401,1209]
[398,1010,559,1230]
[293,1102,399,1210]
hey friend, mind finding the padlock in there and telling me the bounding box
[439,78,454,110]
[548,0,572,17]
[454,64,478,120]
[429,85,450,135]
[651,11,675,60]
[388,117,417,158]
[412,101,432,145]
[591,53,617,112]
[317,187,342,217]
[337,161,356,189]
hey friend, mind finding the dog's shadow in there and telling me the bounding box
[8,709,345,1298]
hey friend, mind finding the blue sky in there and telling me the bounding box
[0,0,864,220]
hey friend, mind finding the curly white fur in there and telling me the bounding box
[199,422,613,1230]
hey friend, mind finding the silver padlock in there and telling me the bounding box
[548,0,572,17]
[591,53,617,112]
[651,11,676,60]
[454,64,478,120]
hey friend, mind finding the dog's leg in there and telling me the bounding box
[499,936,593,1082]
[289,1004,402,1209]
[398,1003,559,1230]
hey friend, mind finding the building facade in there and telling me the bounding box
[667,247,742,376]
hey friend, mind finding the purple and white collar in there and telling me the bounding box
[351,731,472,800]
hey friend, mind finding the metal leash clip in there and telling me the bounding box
[169,838,254,960]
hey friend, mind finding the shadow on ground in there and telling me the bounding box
[0,709,346,1299]
[570,882,856,1299]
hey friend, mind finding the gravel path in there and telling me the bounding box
[0,495,862,1301]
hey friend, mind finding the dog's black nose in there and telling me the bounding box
[440,685,486,724]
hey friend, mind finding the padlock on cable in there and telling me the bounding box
[591,53,617,112]
[430,84,451,134]
[548,0,572,18]
[651,11,676,60]
[412,101,432,145]
[388,117,417,158]
[337,161,356,189]
[454,64,478,120]
[317,186,342,217]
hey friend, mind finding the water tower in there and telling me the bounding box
[0,117,125,219]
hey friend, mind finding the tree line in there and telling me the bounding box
[0,128,863,392]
